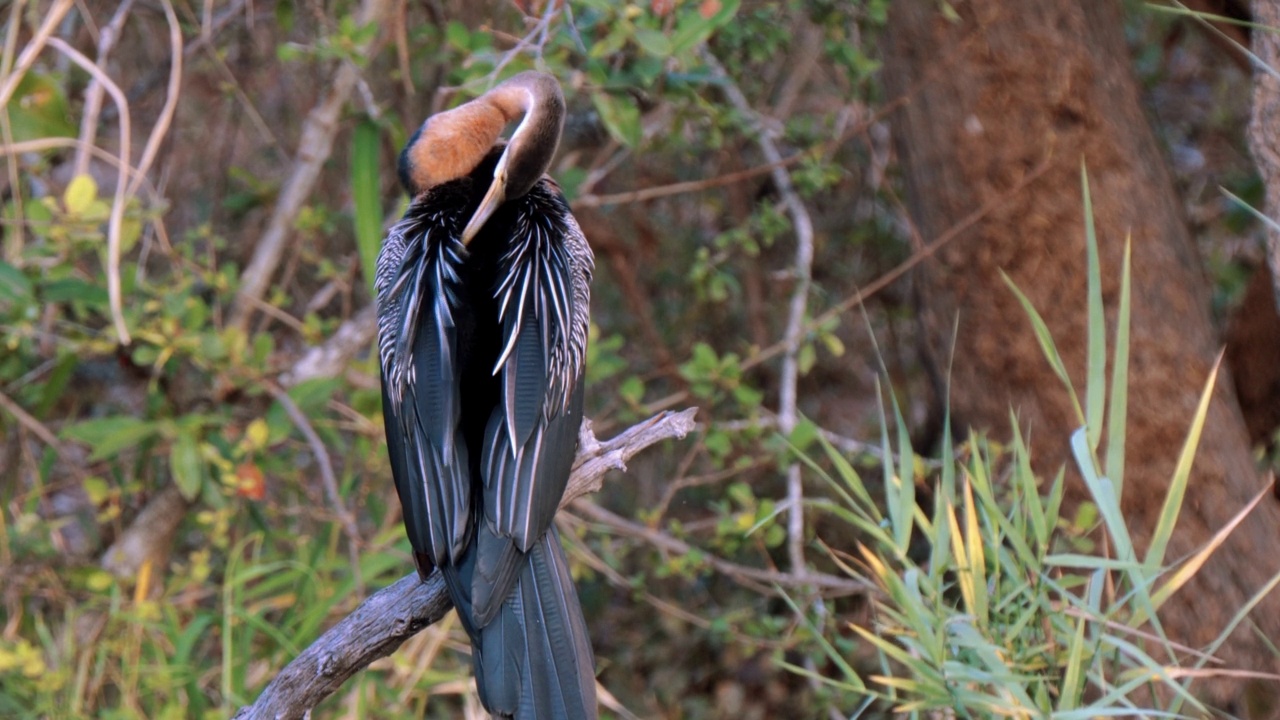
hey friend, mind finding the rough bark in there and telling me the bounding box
[1250,0,1280,311]
[1226,265,1280,446]
[885,2,1280,712]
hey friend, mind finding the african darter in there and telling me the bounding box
[375,71,596,719]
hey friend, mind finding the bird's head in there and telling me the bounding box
[398,71,566,245]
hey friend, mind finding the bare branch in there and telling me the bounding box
[228,0,392,332]
[234,408,698,720]
[100,485,189,578]
[231,571,453,720]
[0,388,63,450]
[280,305,378,388]
[636,154,1055,420]
[569,499,870,597]
[704,50,815,575]
[125,0,183,199]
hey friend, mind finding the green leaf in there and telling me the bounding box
[35,353,76,419]
[444,21,471,51]
[619,375,645,404]
[83,477,110,505]
[63,417,160,461]
[704,429,731,457]
[591,92,641,148]
[64,175,98,216]
[788,417,818,452]
[0,262,33,304]
[41,278,109,305]
[732,384,762,408]
[796,343,816,375]
[670,0,741,55]
[589,23,630,59]
[820,332,845,357]
[6,73,75,142]
[286,377,340,414]
[170,430,204,501]
[351,120,383,296]
[889,384,915,556]
[633,28,672,57]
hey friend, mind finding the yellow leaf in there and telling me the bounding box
[86,569,114,592]
[246,418,269,450]
[64,174,97,215]
[821,333,845,357]
[83,476,109,505]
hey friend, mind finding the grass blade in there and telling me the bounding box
[1150,480,1272,613]
[1082,164,1106,455]
[1142,354,1221,575]
[1002,270,1085,425]
[1105,236,1132,497]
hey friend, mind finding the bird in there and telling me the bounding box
[374,70,597,720]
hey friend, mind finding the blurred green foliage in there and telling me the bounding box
[0,1,1265,719]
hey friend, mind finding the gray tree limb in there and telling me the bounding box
[234,408,697,720]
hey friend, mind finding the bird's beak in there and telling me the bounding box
[461,170,506,245]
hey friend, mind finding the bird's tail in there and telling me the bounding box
[449,525,596,720]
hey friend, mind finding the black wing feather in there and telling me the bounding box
[380,378,431,571]
[505,303,549,453]
[471,193,585,624]
[378,209,472,571]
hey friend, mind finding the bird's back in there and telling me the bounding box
[376,152,597,719]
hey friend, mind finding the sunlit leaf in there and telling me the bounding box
[171,430,204,500]
[64,175,98,216]
[592,91,642,148]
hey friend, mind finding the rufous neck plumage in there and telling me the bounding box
[399,71,566,244]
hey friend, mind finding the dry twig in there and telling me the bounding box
[125,0,183,199]
[0,388,62,450]
[233,408,698,720]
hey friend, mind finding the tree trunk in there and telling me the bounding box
[1226,264,1280,447]
[1250,0,1280,311]
[884,2,1280,713]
